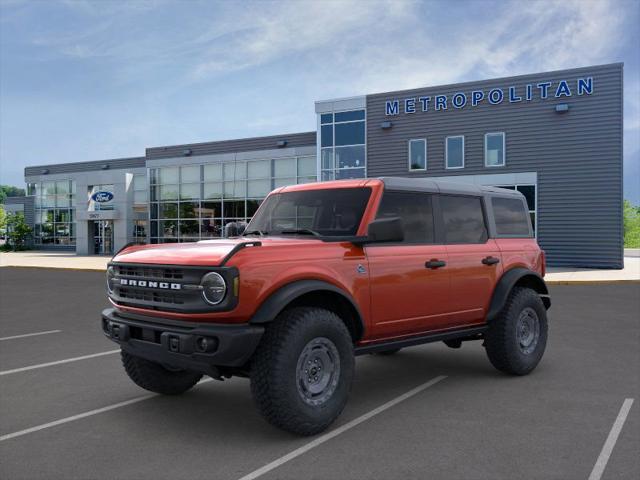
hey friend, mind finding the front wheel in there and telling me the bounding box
[250,307,355,436]
[484,287,548,375]
[121,350,202,395]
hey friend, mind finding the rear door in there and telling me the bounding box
[367,191,451,339]
[439,194,502,326]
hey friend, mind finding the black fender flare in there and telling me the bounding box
[486,268,550,323]
[249,280,365,339]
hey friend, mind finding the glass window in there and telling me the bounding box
[133,220,147,241]
[159,167,179,184]
[179,220,200,237]
[247,187,371,237]
[248,179,272,198]
[273,177,296,188]
[55,181,69,195]
[223,200,246,218]
[335,110,365,122]
[204,164,223,182]
[516,185,535,211]
[200,218,222,238]
[224,162,246,180]
[321,149,334,170]
[335,122,365,146]
[335,145,365,169]
[320,113,333,124]
[298,156,316,177]
[485,132,505,167]
[201,201,221,219]
[376,192,434,243]
[246,200,262,217]
[159,185,179,200]
[409,139,427,171]
[247,160,271,179]
[160,220,178,238]
[336,168,365,179]
[180,183,200,200]
[492,197,531,236]
[321,125,333,147]
[180,165,201,183]
[179,202,199,218]
[159,202,178,218]
[223,181,246,198]
[274,158,296,177]
[440,195,487,244]
[446,136,464,169]
[203,182,223,199]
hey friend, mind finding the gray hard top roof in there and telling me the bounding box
[379,177,523,197]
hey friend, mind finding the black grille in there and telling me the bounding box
[115,265,184,280]
[119,287,185,305]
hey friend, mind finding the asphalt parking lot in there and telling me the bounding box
[0,267,638,480]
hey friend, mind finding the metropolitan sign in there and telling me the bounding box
[384,76,594,115]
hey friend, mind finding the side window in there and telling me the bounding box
[492,197,531,236]
[376,192,435,243]
[440,195,488,244]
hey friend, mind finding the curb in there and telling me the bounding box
[0,265,107,272]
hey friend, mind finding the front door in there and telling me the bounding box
[366,191,451,339]
[93,220,114,255]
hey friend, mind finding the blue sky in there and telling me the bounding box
[1,0,639,202]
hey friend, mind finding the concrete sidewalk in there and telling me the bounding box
[2,249,640,284]
[0,251,110,271]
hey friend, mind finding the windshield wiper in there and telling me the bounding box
[243,229,268,236]
[280,228,321,237]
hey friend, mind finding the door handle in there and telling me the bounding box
[425,259,446,269]
[482,256,500,265]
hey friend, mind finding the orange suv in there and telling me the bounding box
[102,177,550,435]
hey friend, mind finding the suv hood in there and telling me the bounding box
[112,237,321,266]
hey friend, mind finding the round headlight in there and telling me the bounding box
[106,266,115,294]
[201,272,227,305]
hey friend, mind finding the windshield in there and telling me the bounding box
[245,187,372,237]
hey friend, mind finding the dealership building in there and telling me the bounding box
[13,63,623,268]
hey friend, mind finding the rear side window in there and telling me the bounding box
[376,192,435,243]
[440,195,488,244]
[492,197,531,236]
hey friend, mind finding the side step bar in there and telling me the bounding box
[354,325,487,356]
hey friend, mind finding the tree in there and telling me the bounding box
[623,199,640,248]
[0,205,6,233]
[5,212,32,250]
[0,185,26,204]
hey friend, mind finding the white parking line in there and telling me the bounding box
[0,378,213,442]
[588,398,635,480]
[237,375,448,480]
[0,330,62,341]
[0,350,120,376]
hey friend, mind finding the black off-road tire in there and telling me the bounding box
[121,350,202,395]
[250,307,355,436]
[484,287,548,375]
[374,348,402,356]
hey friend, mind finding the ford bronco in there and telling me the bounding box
[102,177,550,435]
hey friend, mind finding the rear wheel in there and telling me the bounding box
[250,307,354,436]
[121,350,202,395]
[484,287,548,375]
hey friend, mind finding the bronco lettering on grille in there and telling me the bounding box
[119,278,181,290]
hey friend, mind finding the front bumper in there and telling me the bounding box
[101,308,264,375]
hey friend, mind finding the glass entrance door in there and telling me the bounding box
[93,220,114,255]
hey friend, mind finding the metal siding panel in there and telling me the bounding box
[365,64,623,268]
[24,157,146,177]
[145,131,316,159]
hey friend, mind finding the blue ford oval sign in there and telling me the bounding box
[91,191,114,203]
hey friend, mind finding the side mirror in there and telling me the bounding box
[364,217,404,243]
